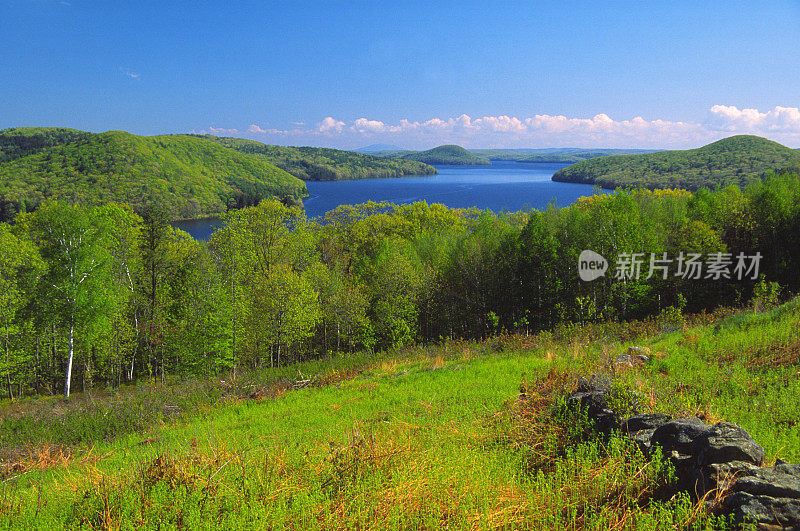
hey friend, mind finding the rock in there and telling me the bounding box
[651,417,711,456]
[702,460,762,493]
[621,414,673,453]
[734,465,800,499]
[565,389,620,436]
[614,354,634,368]
[622,413,673,433]
[722,491,800,529]
[716,463,800,528]
[628,429,658,453]
[576,374,611,393]
[693,422,765,467]
[559,375,800,528]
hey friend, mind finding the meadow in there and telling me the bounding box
[2,297,797,529]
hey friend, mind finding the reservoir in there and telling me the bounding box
[174,161,603,240]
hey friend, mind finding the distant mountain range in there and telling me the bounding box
[371,145,660,165]
[355,144,404,153]
[471,148,659,164]
[552,135,800,190]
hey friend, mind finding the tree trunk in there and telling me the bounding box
[35,339,40,395]
[5,335,13,401]
[64,323,74,397]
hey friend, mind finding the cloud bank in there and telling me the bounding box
[195,106,800,150]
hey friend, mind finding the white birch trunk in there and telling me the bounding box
[64,323,74,397]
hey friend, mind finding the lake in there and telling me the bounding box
[173,161,603,240]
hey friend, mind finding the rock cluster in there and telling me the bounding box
[566,381,800,529]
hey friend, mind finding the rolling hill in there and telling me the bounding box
[397,144,491,165]
[552,135,800,190]
[0,127,93,163]
[195,135,437,180]
[0,128,308,221]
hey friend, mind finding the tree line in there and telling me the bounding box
[1,173,799,398]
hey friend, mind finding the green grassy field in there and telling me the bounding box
[1,298,798,529]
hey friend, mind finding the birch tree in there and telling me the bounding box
[28,201,111,397]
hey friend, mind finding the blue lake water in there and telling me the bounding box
[173,161,603,240]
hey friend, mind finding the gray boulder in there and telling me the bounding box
[621,413,673,453]
[651,417,711,456]
[722,491,800,529]
[622,413,673,433]
[734,464,800,500]
[565,390,620,436]
[693,422,765,467]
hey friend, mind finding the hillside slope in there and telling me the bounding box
[398,144,491,165]
[2,299,799,527]
[0,129,307,220]
[197,135,437,180]
[552,135,800,190]
[0,127,93,163]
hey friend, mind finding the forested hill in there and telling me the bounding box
[195,135,437,180]
[0,127,92,163]
[552,135,800,190]
[399,145,491,165]
[0,128,307,221]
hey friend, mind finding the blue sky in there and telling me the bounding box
[2,1,800,149]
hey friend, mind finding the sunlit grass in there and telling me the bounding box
[2,298,798,528]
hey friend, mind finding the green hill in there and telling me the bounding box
[195,135,437,180]
[552,135,800,190]
[0,127,93,163]
[0,129,307,221]
[399,144,491,165]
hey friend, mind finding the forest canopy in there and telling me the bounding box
[0,128,308,221]
[195,135,437,180]
[374,145,492,165]
[552,135,800,190]
[1,172,798,398]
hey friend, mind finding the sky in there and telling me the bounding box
[2,0,800,149]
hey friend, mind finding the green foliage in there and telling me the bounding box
[397,144,491,165]
[196,135,437,180]
[5,304,780,528]
[751,275,781,312]
[0,128,307,221]
[553,135,800,190]
[0,170,799,402]
[0,127,92,163]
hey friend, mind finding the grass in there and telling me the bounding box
[1,299,798,529]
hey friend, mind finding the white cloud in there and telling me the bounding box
[197,106,800,149]
[705,105,800,134]
[318,116,345,134]
[206,126,240,135]
[120,68,139,80]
